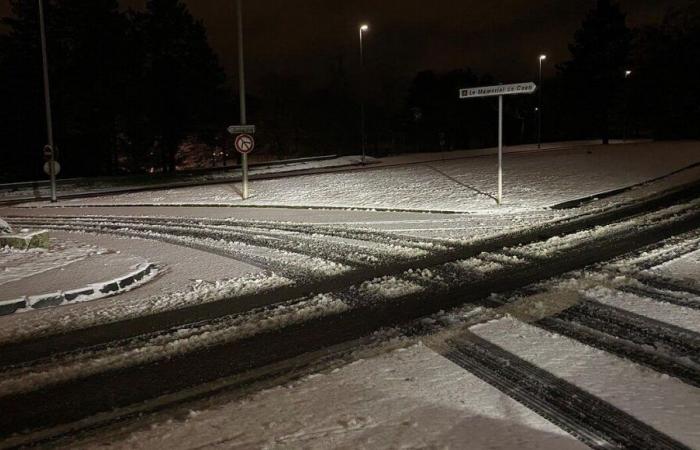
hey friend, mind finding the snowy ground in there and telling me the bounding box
[1,141,700,448]
[86,343,586,450]
[24,141,699,213]
[67,228,700,449]
[0,141,698,340]
[0,155,377,203]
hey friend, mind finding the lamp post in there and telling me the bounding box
[537,54,547,149]
[359,24,369,164]
[38,0,57,202]
[236,0,248,199]
[623,70,632,142]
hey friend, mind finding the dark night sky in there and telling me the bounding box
[0,1,690,91]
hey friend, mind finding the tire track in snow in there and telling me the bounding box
[618,284,700,310]
[2,193,700,442]
[431,332,689,450]
[538,299,700,387]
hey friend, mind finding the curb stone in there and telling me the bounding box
[0,263,157,316]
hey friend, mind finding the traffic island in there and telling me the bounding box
[0,262,158,316]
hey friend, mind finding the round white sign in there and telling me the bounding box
[43,160,61,176]
[235,134,255,155]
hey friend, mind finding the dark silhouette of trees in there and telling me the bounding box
[0,0,229,181]
[130,0,229,173]
[0,0,45,181]
[2,0,698,183]
[0,0,129,180]
[632,2,700,139]
[558,0,632,144]
[406,69,522,151]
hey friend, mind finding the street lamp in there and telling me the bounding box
[537,54,547,149]
[359,24,369,164]
[623,70,632,141]
[236,0,249,199]
[38,0,57,202]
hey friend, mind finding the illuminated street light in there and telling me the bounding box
[359,24,370,164]
[625,70,632,78]
[537,54,547,149]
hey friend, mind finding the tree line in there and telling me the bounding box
[1,0,698,182]
[0,0,229,181]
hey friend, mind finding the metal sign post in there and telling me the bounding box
[234,134,255,199]
[498,95,503,205]
[235,0,249,200]
[459,82,537,206]
[38,0,57,203]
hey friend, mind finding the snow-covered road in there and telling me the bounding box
[61,228,700,449]
[1,141,700,448]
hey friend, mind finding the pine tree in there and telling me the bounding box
[559,0,632,144]
[133,0,228,173]
[634,1,700,138]
[0,1,47,181]
[0,0,129,179]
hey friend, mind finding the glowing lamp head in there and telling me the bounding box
[360,24,369,32]
[539,54,547,61]
[625,70,632,77]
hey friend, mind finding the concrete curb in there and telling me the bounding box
[0,263,157,316]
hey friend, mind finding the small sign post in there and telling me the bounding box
[234,133,255,199]
[228,125,257,199]
[459,82,537,205]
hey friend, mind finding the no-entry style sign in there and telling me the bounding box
[235,133,255,154]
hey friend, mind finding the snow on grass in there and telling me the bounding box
[0,293,348,397]
[0,240,107,285]
[471,316,700,448]
[44,141,700,213]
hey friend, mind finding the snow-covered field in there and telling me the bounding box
[31,141,700,213]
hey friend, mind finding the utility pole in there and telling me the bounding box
[236,0,248,199]
[38,0,57,202]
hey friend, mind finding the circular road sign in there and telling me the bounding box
[235,133,255,155]
[43,160,61,176]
